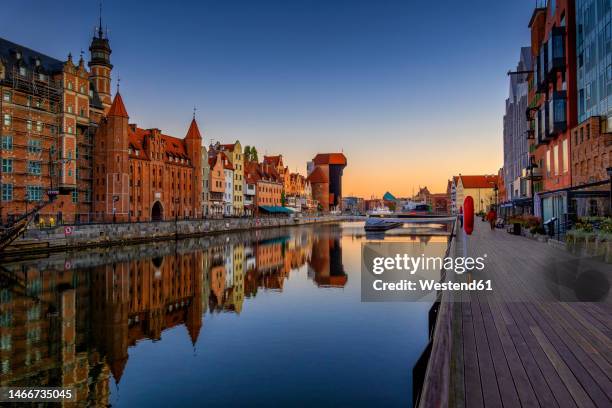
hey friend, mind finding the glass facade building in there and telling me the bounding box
[576,0,612,125]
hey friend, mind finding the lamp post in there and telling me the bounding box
[527,159,539,215]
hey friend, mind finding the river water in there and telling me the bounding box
[0,221,450,407]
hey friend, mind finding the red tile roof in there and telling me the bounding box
[127,127,191,162]
[459,175,498,189]
[221,152,234,170]
[219,143,235,152]
[107,92,129,118]
[263,155,282,167]
[313,153,347,166]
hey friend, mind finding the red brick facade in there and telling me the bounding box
[570,116,612,186]
[92,94,203,222]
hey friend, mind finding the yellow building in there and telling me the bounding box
[454,175,498,213]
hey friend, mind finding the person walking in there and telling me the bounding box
[486,207,497,230]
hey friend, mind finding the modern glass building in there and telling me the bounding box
[576,0,612,126]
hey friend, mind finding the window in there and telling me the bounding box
[28,139,42,153]
[562,139,568,173]
[553,144,559,175]
[546,150,551,176]
[26,120,32,131]
[1,159,13,173]
[3,114,11,126]
[19,66,26,76]
[38,73,46,82]
[67,81,73,90]
[2,91,10,102]
[1,184,13,201]
[36,121,43,132]
[1,135,12,150]
[72,190,78,203]
[26,186,43,202]
[28,161,42,175]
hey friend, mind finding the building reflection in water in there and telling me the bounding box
[0,225,346,403]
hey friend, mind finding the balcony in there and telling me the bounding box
[546,27,565,77]
[548,91,567,136]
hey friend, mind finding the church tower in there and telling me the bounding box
[89,10,113,111]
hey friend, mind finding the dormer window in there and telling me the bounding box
[19,66,26,76]
[135,150,140,156]
[35,58,40,67]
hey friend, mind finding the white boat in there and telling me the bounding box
[364,217,402,232]
[367,206,392,216]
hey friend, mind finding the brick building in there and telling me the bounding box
[306,153,347,212]
[528,2,577,221]
[0,31,109,224]
[92,93,203,222]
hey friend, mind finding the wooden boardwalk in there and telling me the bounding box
[420,220,612,408]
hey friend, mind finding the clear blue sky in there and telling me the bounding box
[0,0,534,196]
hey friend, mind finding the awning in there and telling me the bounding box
[259,206,295,214]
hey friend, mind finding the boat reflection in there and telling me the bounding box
[0,225,346,405]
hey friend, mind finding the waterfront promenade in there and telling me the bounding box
[420,220,612,408]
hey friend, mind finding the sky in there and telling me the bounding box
[0,0,534,198]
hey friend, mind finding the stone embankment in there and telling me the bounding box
[2,215,356,257]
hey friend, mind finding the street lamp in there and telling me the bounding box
[527,159,539,215]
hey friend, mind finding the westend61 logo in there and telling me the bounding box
[361,242,491,302]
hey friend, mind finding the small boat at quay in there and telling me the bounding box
[364,217,403,232]
[367,206,393,216]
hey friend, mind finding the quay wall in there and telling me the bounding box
[4,216,357,257]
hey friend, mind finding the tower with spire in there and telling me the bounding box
[185,114,203,218]
[89,2,113,111]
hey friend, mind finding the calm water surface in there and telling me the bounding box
[0,222,450,407]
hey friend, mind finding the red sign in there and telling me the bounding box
[64,226,73,236]
[463,196,474,235]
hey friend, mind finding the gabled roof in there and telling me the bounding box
[263,155,282,167]
[313,153,347,166]
[107,92,129,118]
[459,175,498,189]
[307,167,328,183]
[221,152,234,170]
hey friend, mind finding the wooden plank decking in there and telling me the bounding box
[420,220,612,408]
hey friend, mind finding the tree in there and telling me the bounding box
[281,190,286,206]
[251,147,258,162]
[244,146,251,162]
